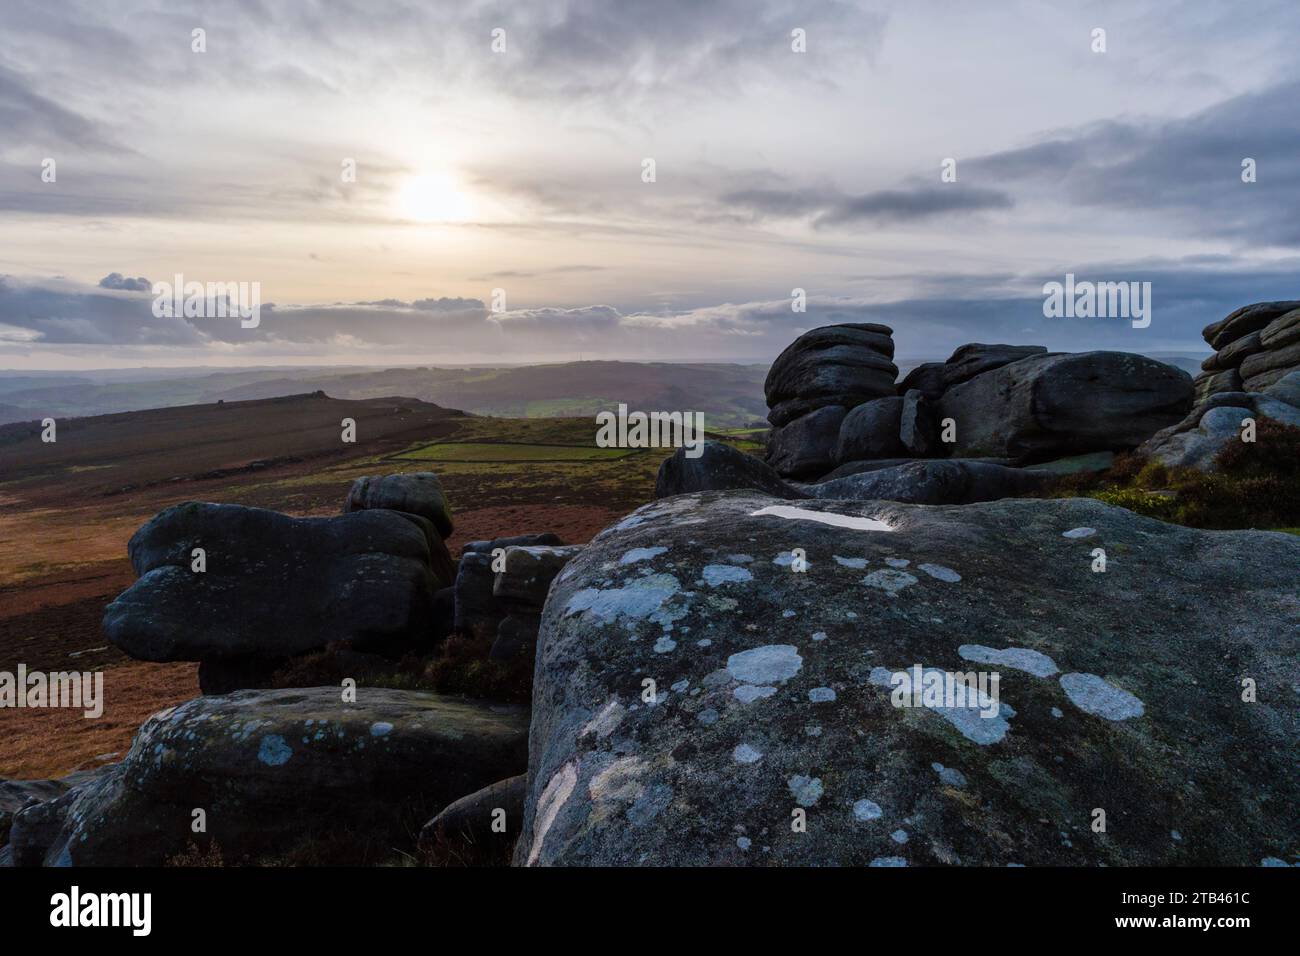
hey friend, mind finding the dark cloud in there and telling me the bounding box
[722,184,1014,228]
[967,79,1300,247]
[3,258,1297,360]
[0,62,116,151]
[98,272,151,292]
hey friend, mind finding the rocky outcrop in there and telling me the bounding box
[1196,301,1300,396]
[344,471,454,538]
[938,351,1193,461]
[453,535,581,661]
[1140,371,1300,470]
[657,442,1051,506]
[516,491,1300,866]
[764,323,897,428]
[8,688,529,866]
[766,404,846,478]
[656,440,802,500]
[835,397,904,463]
[804,459,1050,504]
[104,503,449,692]
[490,545,585,660]
[898,343,1048,401]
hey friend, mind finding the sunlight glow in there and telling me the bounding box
[395,171,473,223]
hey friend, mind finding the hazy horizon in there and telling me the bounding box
[3,0,1298,370]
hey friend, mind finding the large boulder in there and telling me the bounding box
[898,389,939,456]
[656,441,803,500]
[764,324,897,427]
[937,351,1192,461]
[419,774,527,851]
[766,405,846,478]
[516,492,1300,866]
[103,504,446,673]
[835,397,904,463]
[804,459,1049,504]
[898,344,1048,400]
[344,472,453,538]
[9,688,528,866]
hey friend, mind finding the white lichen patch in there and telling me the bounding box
[750,504,894,532]
[1062,527,1096,538]
[620,546,668,565]
[564,573,690,632]
[787,775,824,806]
[1059,672,1145,720]
[588,756,647,802]
[582,698,626,739]
[853,798,883,821]
[931,762,968,787]
[728,553,754,564]
[528,762,578,866]
[884,557,910,568]
[866,665,1016,745]
[734,685,778,704]
[733,743,763,764]
[812,631,828,642]
[369,721,394,737]
[653,636,677,653]
[834,555,868,569]
[808,687,837,703]
[257,734,292,766]
[862,568,918,595]
[727,644,803,684]
[918,563,961,583]
[891,829,909,844]
[958,644,1059,678]
[701,564,753,587]
[870,856,907,867]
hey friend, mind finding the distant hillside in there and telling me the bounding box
[0,392,465,497]
[0,362,771,427]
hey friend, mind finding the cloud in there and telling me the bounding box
[0,62,117,152]
[4,255,1297,364]
[966,79,1300,247]
[98,272,151,292]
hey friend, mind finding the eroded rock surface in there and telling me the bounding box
[517,492,1299,866]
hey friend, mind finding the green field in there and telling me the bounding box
[393,441,639,462]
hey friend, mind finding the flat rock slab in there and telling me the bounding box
[517,492,1299,866]
[13,688,528,866]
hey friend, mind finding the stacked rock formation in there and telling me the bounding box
[764,326,1192,480]
[454,535,583,660]
[1195,300,1300,400]
[764,323,898,477]
[103,471,459,694]
[1138,301,1300,470]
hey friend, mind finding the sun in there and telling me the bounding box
[395,171,473,223]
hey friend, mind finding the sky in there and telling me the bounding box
[2,0,1299,370]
